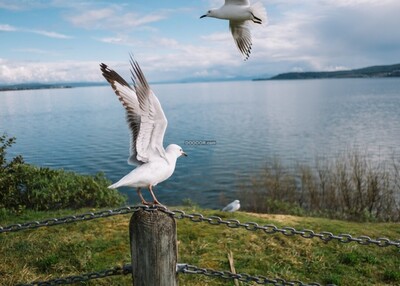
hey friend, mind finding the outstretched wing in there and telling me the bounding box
[129,55,168,162]
[100,57,168,164]
[229,20,252,60]
[100,62,143,165]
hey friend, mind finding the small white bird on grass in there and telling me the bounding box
[200,0,267,60]
[100,56,187,205]
[222,200,241,212]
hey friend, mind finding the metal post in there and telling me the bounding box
[129,208,178,286]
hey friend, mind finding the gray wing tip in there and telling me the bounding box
[242,48,251,60]
[100,62,132,89]
[101,54,148,90]
[100,62,107,70]
[129,55,150,89]
[237,39,252,60]
[100,63,113,77]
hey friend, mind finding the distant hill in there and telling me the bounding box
[256,63,400,81]
[0,82,107,92]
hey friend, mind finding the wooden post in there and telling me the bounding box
[129,209,178,286]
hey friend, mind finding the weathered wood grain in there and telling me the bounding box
[129,209,178,286]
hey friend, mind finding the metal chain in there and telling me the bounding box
[16,264,132,285]
[178,264,327,286]
[1,204,399,248]
[0,205,145,233]
[17,263,329,286]
[163,208,400,249]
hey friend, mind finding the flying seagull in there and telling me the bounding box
[200,0,267,60]
[100,56,187,205]
[222,200,241,212]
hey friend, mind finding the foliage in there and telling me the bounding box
[181,198,199,208]
[239,151,400,222]
[0,134,126,212]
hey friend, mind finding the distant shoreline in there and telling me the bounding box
[2,63,400,90]
[0,82,107,92]
[0,85,73,92]
[255,63,400,81]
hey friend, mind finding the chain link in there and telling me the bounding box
[162,208,400,249]
[178,264,326,286]
[16,264,132,285]
[1,205,399,248]
[0,205,148,233]
[16,263,331,286]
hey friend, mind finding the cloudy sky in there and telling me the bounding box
[1,0,400,84]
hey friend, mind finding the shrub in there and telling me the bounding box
[0,134,126,212]
[239,151,400,222]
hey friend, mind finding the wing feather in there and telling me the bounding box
[100,58,168,164]
[100,63,143,166]
[128,55,168,162]
[229,21,252,60]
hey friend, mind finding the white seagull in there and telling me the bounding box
[200,0,267,60]
[222,200,241,212]
[100,56,187,205]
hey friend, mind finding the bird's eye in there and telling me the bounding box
[180,149,182,152]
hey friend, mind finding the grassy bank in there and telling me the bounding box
[1,206,399,285]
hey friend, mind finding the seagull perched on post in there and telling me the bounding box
[100,56,187,205]
[200,0,267,60]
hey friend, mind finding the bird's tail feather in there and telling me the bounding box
[250,2,268,25]
[108,173,134,189]
[108,182,120,189]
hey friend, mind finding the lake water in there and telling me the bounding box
[1,78,400,208]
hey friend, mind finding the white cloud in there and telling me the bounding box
[12,48,61,57]
[97,37,124,44]
[95,35,144,47]
[0,59,104,83]
[67,8,115,29]
[201,32,231,42]
[153,37,180,49]
[0,24,17,31]
[1,0,400,83]
[29,29,72,39]
[0,23,72,39]
[67,7,167,30]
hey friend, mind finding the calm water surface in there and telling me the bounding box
[1,78,400,208]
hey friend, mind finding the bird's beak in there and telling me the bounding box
[181,151,188,157]
[200,15,207,19]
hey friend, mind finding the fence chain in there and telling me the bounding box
[17,263,329,286]
[161,208,400,249]
[0,205,142,233]
[16,264,132,285]
[178,264,325,286]
[1,204,399,249]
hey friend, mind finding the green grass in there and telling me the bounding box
[0,206,399,285]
